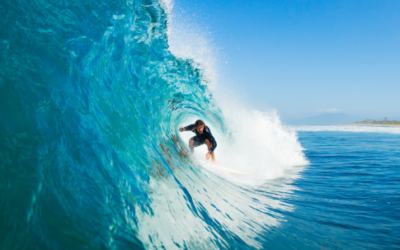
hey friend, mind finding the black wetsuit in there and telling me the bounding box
[182,124,217,154]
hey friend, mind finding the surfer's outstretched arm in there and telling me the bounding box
[179,124,195,132]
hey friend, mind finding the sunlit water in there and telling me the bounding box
[267,129,400,250]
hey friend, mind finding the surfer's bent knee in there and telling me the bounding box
[189,139,194,151]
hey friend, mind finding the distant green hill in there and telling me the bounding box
[356,118,399,125]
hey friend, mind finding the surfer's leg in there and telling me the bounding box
[189,136,204,152]
[189,139,195,152]
[205,139,216,163]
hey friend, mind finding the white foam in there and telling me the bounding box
[289,125,400,134]
[179,99,308,186]
[169,4,308,186]
[160,0,173,14]
[166,5,222,90]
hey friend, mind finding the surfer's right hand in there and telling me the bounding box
[179,126,185,132]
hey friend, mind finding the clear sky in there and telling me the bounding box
[170,0,400,120]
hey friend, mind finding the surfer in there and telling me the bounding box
[179,120,217,163]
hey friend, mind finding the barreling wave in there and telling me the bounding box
[0,0,306,249]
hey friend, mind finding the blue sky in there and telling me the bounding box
[171,0,400,120]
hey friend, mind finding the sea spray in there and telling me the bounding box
[169,6,307,185]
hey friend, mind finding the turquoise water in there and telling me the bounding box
[1,0,400,249]
[268,130,400,249]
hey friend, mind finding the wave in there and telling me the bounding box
[0,0,306,248]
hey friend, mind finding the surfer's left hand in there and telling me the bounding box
[205,153,211,160]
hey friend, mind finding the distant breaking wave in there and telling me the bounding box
[0,0,307,249]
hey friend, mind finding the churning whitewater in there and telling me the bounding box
[0,0,307,249]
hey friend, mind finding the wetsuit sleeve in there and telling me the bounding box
[183,124,195,131]
[206,128,217,153]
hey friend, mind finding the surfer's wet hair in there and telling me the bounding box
[193,119,206,131]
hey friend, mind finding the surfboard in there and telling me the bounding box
[204,162,255,175]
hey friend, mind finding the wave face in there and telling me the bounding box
[0,0,306,249]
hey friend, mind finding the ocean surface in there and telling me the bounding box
[274,127,400,250]
[1,0,400,249]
